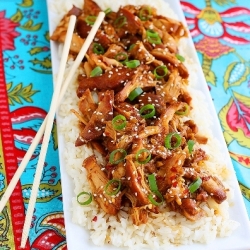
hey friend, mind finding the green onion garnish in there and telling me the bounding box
[146,29,162,44]
[93,43,104,55]
[115,52,128,64]
[139,104,155,119]
[189,177,202,193]
[125,60,140,68]
[77,191,92,205]
[85,15,97,25]
[147,174,163,206]
[148,36,162,45]
[136,148,151,164]
[187,140,195,154]
[176,54,185,62]
[104,179,121,196]
[104,8,112,15]
[148,174,158,192]
[175,103,190,116]
[153,65,168,79]
[146,29,159,38]
[164,132,182,149]
[112,115,127,130]
[128,44,135,51]
[128,87,143,101]
[114,16,127,28]
[148,192,163,206]
[90,66,103,77]
[139,6,152,21]
[109,148,127,164]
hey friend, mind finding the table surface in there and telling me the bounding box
[0,0,249,249]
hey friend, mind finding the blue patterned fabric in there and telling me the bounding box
[181,0,250,217]
[0,0,66,248]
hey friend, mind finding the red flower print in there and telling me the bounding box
[31,212,67,250]
[226,98,250,138]
[0,11,20,51]
[181,2,250,59]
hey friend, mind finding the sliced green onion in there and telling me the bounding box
[175,103,190,116]
[115,52,128,63]
[176,54,185,62]
[189,177,202,193]
[139,6,152,21]
[109,148,127,164]
[164,132,182,149]
[128,87,143,101]
[146,29,159,38]
[147,174,163,206]
[114,16,127,28]
[187,140,195,154]
[139,104,155,119]
[112,115,127,130]
[146,29,162,44]
[125,60,140,68]
[85,15,97,25]
[153,65,168,79]
[148,174,158,192]
[104,8,112,15]
[77,191,92,205]
[104,179,121,196]
[93,43,104,55]
[128,44,135,51]
[148,192,163,206]
[90,66,103,77]
[136,149,151,164]
[148,36,162,45]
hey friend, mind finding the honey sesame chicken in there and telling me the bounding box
[51,0,227,225]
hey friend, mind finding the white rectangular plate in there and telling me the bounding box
[48,0,250,249]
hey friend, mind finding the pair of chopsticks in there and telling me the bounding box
[0,11,105,248]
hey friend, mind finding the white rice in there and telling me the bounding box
[51,0,239,248]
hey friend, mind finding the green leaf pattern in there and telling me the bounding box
[10,9,23,23]
[7,82,39,106]
[10,3,52,74]
[223,62,249,91]
[22,181,62,203]
[20,19,42,31]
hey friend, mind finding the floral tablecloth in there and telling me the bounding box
[0,0,66,249]
[0,0,249,249]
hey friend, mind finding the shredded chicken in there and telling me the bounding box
[52,0,227,226]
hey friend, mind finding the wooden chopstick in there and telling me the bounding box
[20,11,105,248]
[19,15,77,247]
[0,15,77,215]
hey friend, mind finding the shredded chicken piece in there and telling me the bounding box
[50,15,84,54]
[83,0,101,16]
[130,207,148,226]
[153,15,188,40]
[201,175,227,204]
[83,155,122,215]
[151,48,189,78]
[115,7,143,36]
[77,67,134,96]
[179,198,204,221]
[78,88,97,122]
[129,41,155,64]
[75,90,114,146]
[156,70,186,104]
[115,65,156,102]
[125,155,151,206]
